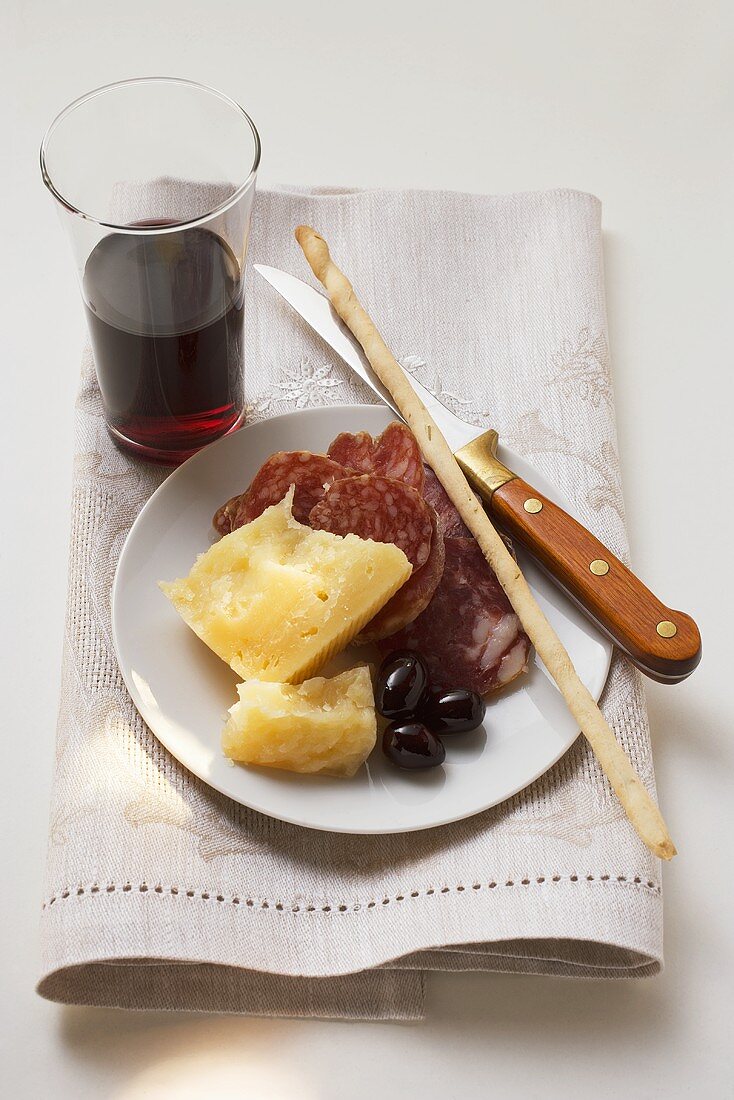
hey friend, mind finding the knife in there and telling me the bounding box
[254,263,701,684]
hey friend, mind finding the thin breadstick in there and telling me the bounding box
[295,224,675,860]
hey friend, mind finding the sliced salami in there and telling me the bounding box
[355,506,445,643]
[213,492,243,536]
[328,422,425,493]
[309,474,433,570]
[423,465,517,556]
[422,464,473,538]
[213,451,349,533]
[378,537,530,695]
[326,430,374,473]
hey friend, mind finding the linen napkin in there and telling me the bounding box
[38,186,664,1021]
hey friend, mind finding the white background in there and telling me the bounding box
[3,2,733,1097]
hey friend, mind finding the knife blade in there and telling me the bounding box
[254,263,701,683]
[255,265,479,452]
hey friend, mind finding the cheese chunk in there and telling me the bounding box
[160,490,411,683]
[222,666,376,777]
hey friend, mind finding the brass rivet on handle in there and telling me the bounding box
[590,559,610,576]
[656,620,678,638]
[523,498,543,514]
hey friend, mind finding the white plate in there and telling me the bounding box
[113,405,612,834]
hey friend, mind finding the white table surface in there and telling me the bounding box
[3,2,732,1096]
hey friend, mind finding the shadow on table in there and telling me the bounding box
[56,950,692,1098]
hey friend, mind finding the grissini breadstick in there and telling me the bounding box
[295,224,675,861]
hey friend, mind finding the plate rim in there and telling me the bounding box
[112,403,612,834]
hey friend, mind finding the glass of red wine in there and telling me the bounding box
[41,78,260,464]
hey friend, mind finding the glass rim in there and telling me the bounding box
[40,76,262,234]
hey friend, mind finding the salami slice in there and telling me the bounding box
[378,537,530,695]
[213,492,243,536]
[355,506,445,643]
[326,430,374,473]
[309,474,433,570]
[328,422,425,493]
[422,464,473,538]
[213,451,349,533]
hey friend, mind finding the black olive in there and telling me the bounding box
[421,688,486,734]
[382,721,446,769]
[375,650,429,720]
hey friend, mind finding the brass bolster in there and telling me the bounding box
[454,429,517,500]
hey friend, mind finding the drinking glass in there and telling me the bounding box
[41,78,261,464]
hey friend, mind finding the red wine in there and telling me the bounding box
[83,222,244,463]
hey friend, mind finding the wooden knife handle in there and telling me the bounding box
[489,477,701,682]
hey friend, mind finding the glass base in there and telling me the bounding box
[107,408,246,466]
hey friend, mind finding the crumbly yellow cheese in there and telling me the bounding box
[160,490,411,683]
[222,666,376,777]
